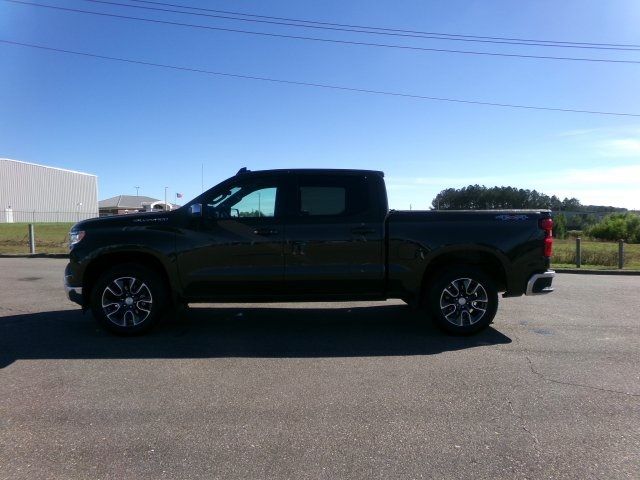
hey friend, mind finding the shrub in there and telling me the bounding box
[587,213,640,243]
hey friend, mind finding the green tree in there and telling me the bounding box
[554,213,567,239]
[561,197,582,211]
[238,210,266,218]
[431,185,581,210]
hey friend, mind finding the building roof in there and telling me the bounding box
[99,195,161,210]
[0,157,97,177]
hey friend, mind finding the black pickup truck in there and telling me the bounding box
[65,168,555,335]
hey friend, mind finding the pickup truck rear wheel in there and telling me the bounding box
[428,267,498,335]
[90,263,167,335]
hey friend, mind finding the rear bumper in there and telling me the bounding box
[525,270,555,295]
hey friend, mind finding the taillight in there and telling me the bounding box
[539,218,553,231]
[539,218,553,257]
[544,236,553,257]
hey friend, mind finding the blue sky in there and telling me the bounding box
[1,0,640,209]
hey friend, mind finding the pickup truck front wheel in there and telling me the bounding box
[428,267,498,335]
[90,264,167,335]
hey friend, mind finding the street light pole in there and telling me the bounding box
[135,186,140,196]
[258,192,261,217]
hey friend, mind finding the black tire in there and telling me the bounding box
[427,266,498,335]
[90,263,167,335]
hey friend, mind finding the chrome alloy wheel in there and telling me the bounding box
[439,277,489,327]
[101,276,153,327]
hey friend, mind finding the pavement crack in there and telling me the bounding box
[506,400,540,449]
[525,356,639,397]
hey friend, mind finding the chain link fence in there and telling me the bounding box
[1,210,98,223]
[0,222,74,254]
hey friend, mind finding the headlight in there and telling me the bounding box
[69,230,86,247]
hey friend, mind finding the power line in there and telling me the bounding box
[127,0,640,50]
[2,39,638,117]
[5,0,640,65]
[76,0,640,52]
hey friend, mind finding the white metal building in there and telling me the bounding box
[0,158,98,223]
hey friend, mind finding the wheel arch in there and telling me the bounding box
[420,247,508,302]
[82,250,175,309]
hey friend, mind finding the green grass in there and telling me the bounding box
[0,223,73,254]
[552,238,640,270]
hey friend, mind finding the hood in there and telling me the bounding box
[72,210,180,231]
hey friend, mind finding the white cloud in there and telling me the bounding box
[600,138,640,157]
[555,125,640,158]
[557,128,601,138]
[557,125,640,138]
[556,164,640,186]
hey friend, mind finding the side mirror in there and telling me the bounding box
[189,203,202,217]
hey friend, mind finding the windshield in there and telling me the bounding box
[208,186,242,208]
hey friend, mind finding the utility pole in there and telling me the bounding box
[135,186,140,196]
[164,187,168,211]
[201,164,204,193]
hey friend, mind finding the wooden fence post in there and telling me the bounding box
[618,240,624,269]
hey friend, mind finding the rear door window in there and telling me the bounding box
[300,186,346,216]
[296,175,369,218]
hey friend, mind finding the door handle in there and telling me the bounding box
[351,227,376,235]
[253,228,279,236]
[291,241,307,255]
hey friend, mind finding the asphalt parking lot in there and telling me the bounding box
[0,258,638,479]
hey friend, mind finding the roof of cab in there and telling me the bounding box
[235,167,384,177]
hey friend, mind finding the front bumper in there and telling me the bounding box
[525,270,555,295]
[64,276,84,306]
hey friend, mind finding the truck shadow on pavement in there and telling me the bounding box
[0,304,511,368]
